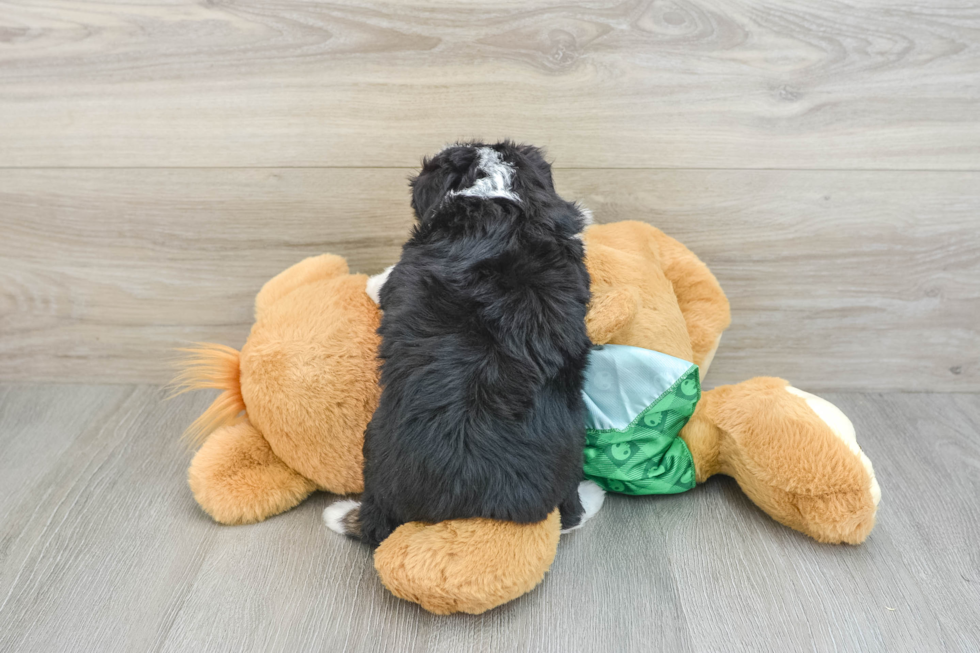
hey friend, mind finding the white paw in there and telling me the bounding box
[785,386,881,508]
[365,266,394,305]
[572,205,593,248]
[561,480,606,534]
[322,499,360,535]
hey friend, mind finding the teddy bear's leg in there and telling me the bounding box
[680,378,879,544]
[188,419,317,525]
[254,254,350,320]
[373,510,562,615]
[647,228,731,376]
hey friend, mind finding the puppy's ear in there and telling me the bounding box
[409,157,453,220]
[513,143,555,192]
[409,146,480,220]
[546,201,591,241]
[586,285,641,345]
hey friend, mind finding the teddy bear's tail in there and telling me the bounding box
[171,343,246,446]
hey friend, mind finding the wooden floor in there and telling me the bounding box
[1,385,978,652]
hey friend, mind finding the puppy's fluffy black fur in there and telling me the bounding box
[351,141,591,546]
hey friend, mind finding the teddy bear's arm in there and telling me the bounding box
[585,285,641,345]
[254,254,350,320]
[648,231,731,374]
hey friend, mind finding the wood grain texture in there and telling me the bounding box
[1,0,978,168]
[0,385,978,652]
[2,168,977,390]
[2,2,977,650]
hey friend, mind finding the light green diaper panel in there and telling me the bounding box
[582,345,699,496]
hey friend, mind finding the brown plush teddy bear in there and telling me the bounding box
[177,220,879,615]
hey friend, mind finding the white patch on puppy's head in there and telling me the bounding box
[449,147,520,203]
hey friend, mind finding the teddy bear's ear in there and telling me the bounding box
[255,254,350,320]
[586,285,641,345]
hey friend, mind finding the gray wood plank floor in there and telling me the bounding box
[1,385,977,652]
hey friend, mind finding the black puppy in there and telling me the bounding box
[325,142,599,546]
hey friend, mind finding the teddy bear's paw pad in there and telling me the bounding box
[323,499,361,536]
[785,386,881,508]
[561,480,606,534]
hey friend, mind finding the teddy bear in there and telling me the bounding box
[176,220,880,615]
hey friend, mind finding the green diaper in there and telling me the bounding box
[582,345,699,495]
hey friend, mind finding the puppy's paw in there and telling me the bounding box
[323,499,361,537]
[561,480,606,534]
[366,266,394,305]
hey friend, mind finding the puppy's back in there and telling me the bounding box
[361,143,593,540]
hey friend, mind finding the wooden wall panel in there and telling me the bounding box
[0,0,978,168]
[2,168,976,390]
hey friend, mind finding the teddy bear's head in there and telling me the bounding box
[239,257,381,494]
[583,222,696,364]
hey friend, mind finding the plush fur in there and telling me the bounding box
[585,221,711,365]
[178,220,879,615]
[374,509,562,615]
[584,223,878,545]
[172,343,244,446]
[239,263,380,495]
[176,254,379,525]
[188,419,316,525]
[680,378,877,544]
[341,142,593,546]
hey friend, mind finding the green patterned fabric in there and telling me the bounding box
[582,346,699,496]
